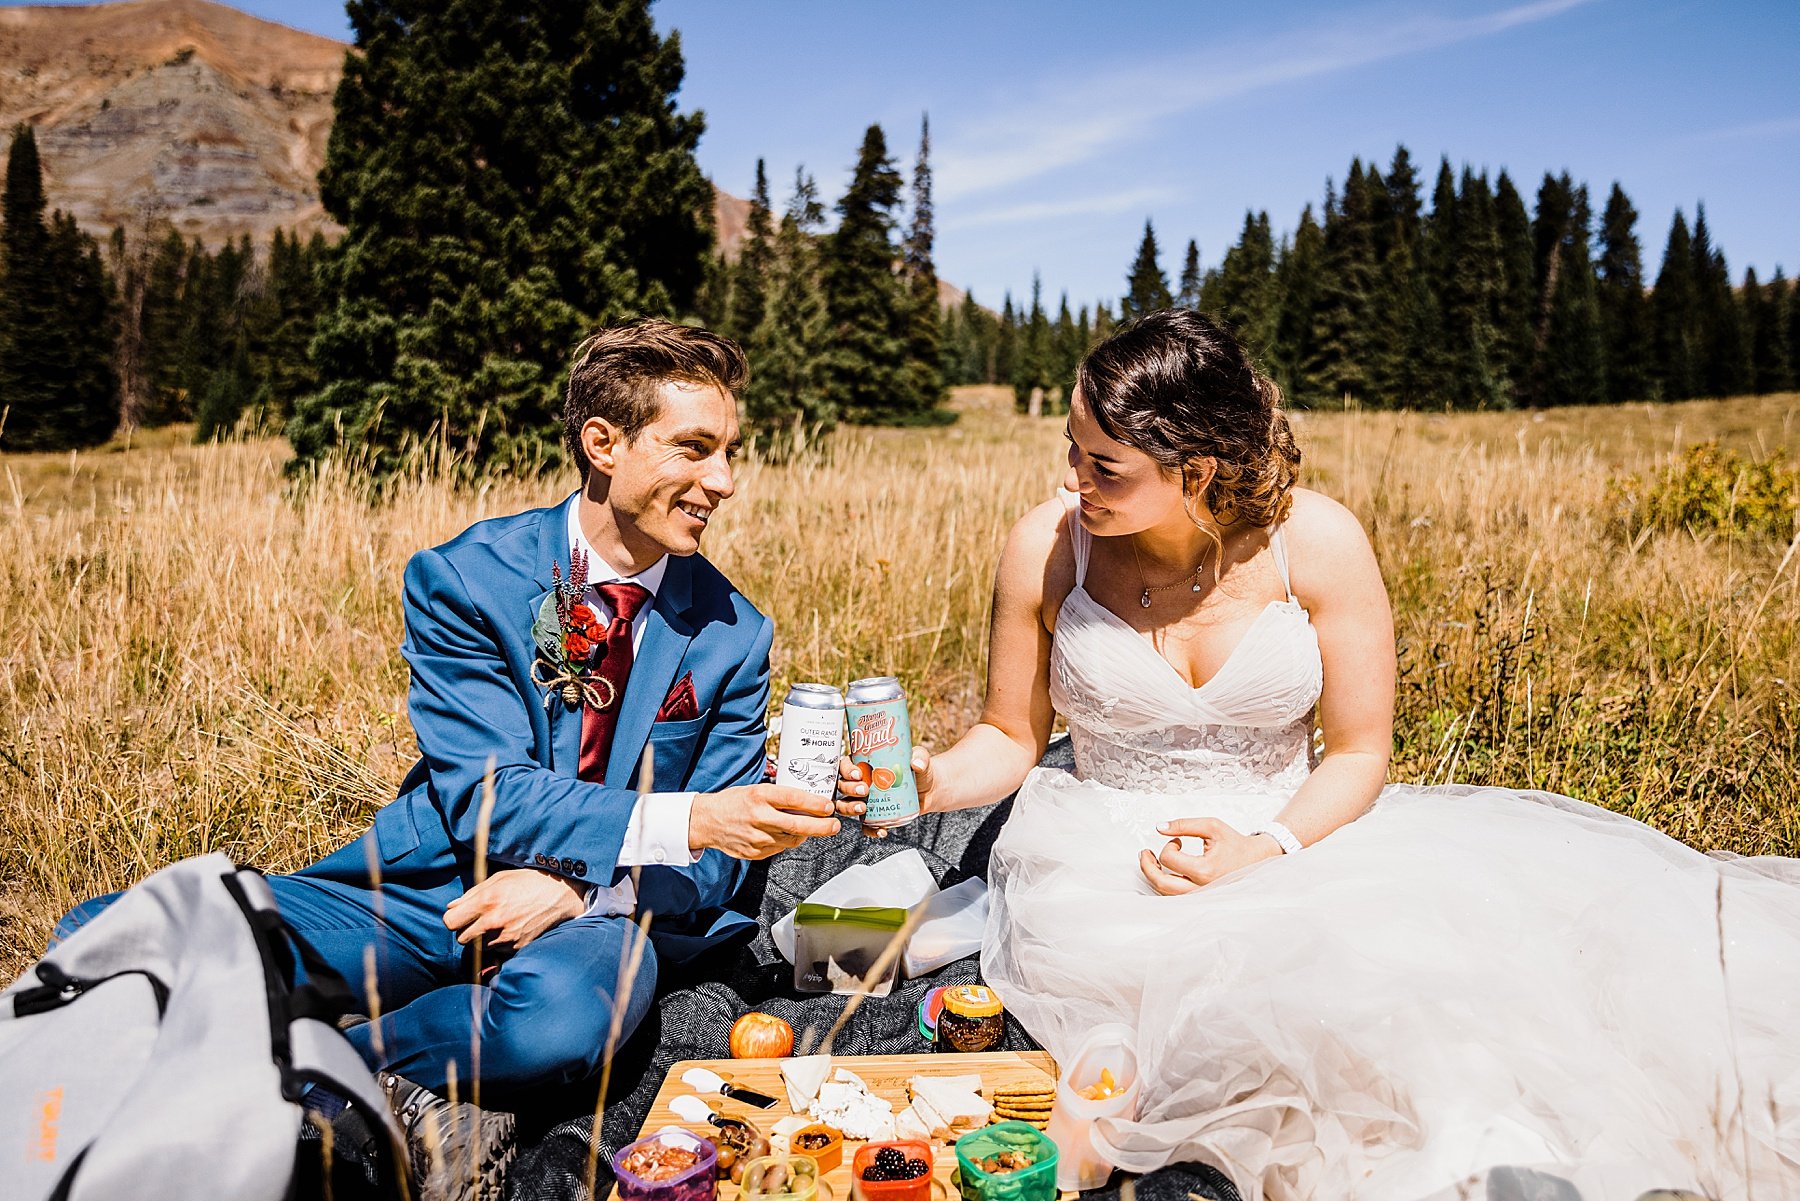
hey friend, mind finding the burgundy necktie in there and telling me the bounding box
[579,582,652,782]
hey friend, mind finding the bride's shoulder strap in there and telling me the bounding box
[1057,489,1090,586]
[1269,523,1296,602]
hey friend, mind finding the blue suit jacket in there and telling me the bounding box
[325,495,769,961]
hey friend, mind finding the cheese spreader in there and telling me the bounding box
[679,1067,781,1111]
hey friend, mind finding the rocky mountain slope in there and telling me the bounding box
[0,0,966,306]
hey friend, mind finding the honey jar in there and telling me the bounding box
[934,984,1005,1053]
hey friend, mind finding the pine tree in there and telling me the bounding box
[1528,175,1606,407]
[1491,171,1537,401]
[1434,169,1505,409]
[1595,183,1651,403]
[1050,292,1080,409]
[1751,267,1792,392]
[897,114,946,421]
[1210,211,1278,358]
[995,293,1018,389]
[742,168,832,447]
[725,159,775,349]
[1373,147,1440,406]
[1122,221,1172,320]
[822,124,910,424]
[1270,205,1323,404]
[0,125,59,448]
[290,0,714,472]
[1691,205,1749,396]
[1651,210,1698,400]
[1308,162,1380,406]
[1176,239,1202,310]
[0,126,118,450]
[1013,273,1053,412]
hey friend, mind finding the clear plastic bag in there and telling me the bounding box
[791,903,908,995]
[1043,1023,1140,1191]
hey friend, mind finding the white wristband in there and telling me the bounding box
[1254,821,1303,855]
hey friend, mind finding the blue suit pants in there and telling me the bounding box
[52,866,658,1096]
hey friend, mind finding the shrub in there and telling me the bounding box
[1611,441,1799,541]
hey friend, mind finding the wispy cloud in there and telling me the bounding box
[944,187,1175,231]
[936,0,1598,202]
[1681,115,1800,144]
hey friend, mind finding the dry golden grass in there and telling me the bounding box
[3,387,1797,979]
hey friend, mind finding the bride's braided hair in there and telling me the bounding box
[1076,309,1301,528]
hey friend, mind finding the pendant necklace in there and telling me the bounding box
[1129,538,1209,608]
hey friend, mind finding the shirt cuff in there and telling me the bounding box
[584,877,638,919]
[617,790,704,866]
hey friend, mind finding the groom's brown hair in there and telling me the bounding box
[563,319,749,476]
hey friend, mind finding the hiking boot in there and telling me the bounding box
[378,1070,517,1201]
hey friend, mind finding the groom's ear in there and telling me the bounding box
[579,416,625,480]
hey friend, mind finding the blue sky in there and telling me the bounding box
[18,0,1797,308]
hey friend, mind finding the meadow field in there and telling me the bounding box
[2,387,1797,979]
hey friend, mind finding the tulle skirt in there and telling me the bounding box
[981,770,1800,1200]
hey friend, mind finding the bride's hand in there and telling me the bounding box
[1139,817,1281,893]
[834,746,934,838]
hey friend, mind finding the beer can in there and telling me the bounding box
[845,675,920,828]
[774,683,846,798]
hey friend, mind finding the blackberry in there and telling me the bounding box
[904,1158,929,1179]
[875,1147,907,1172]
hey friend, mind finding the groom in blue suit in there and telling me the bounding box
[55,321,840,1107]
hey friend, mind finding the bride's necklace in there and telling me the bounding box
[1129,537,1209,609]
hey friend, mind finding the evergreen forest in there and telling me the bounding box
[0,1,1792,464]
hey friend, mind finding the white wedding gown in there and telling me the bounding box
[982,505,1800,1201]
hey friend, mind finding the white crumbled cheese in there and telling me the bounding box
[808,1076,896,1140]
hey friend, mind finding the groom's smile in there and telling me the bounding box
[600,378,742,564]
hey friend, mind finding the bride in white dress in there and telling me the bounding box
[838,311,1799,1200]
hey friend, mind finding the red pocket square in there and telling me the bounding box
[656,673,700,722]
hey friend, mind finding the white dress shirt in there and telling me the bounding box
[566,497,702,918]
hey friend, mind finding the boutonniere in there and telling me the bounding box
[530,547,615,711]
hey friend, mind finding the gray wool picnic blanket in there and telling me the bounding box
[503,739,1237,1201]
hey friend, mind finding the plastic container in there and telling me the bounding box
[952,1122,1059,1201]
[612,1127,719,1201]
[1043,1023,1139,1191]
[852,1138,935,1201]
[740,1153,822,1201]
[793,903,908,995]
[790,1124,845,1174]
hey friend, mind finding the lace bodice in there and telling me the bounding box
[1049,501,1323,798]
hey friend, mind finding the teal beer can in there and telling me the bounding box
[845,675,920,828]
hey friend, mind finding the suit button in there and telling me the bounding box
[560,857,576,875]
[574,860,588,878]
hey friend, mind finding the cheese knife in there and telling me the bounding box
[680,1066,781,1111]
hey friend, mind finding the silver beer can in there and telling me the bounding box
[845,675,920,828]
[775,683,846,798]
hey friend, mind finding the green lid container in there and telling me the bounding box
[952,1122,1058,1201]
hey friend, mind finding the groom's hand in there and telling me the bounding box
[1138,817,1281,893]
[688,785,841,859]
[834,746,934,838]
[445,867,587,951]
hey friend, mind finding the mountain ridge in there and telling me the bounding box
[0,0,967,307]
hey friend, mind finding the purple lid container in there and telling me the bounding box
[612,1126,719,1201]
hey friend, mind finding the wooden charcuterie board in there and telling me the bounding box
[636,1052,1071,1201]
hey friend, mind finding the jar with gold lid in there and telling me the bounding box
[934,984,1005,1053]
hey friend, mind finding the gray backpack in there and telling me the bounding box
[1,854,406,1200]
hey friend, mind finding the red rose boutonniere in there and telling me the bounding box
[530,547,615,710]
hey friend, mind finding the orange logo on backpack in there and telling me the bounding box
[36,1087,62,1162]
